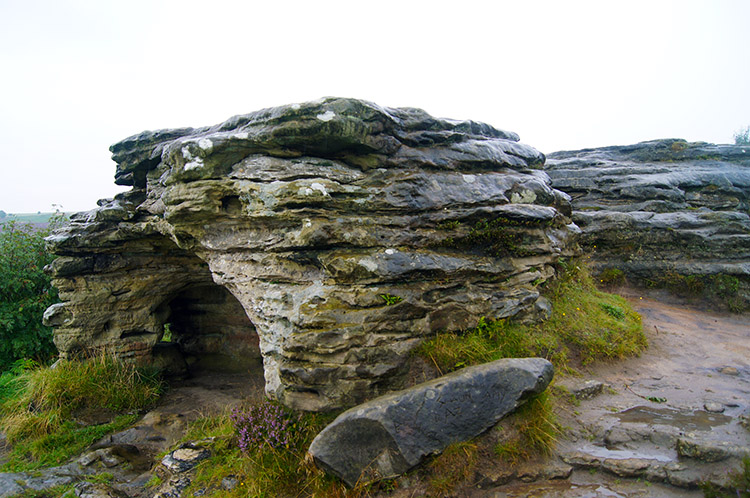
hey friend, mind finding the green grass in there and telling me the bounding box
[177,409,359,498]
[0,354,163,471]
[494,391,560,464]
[418,258,646,374]
[1,415,139,471]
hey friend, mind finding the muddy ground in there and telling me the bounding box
[488,288,750,497]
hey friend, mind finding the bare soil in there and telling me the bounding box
[487,287,750,497]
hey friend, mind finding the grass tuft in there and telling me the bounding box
[427,441,478,497]
[0,353,162,471]
[418,258,646,374]
[494,392,560,463]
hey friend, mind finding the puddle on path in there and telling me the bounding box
[574,444,673,463]
[615,406,732,430]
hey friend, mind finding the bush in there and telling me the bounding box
[734,126,750,145]
[0,219,64,370]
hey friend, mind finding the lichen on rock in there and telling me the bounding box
[45,98,577,410]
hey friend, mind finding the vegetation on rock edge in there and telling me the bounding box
[418,258,646,375]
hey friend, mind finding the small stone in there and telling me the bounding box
[161,443,210,473]
[153,476,192,498]
[601,457,652,477]
[74,481,129,498]
[720,367,739,376]
[704,402,725,413]
[676,437,748,462]
[78,451,101,466]
[94,448,124,468]
[221,476,239,490]
[572,380,605,400]
[559,450,602,467]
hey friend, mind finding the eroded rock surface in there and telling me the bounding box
[46,97,576,410]
[546,139,750,309]
[308,357,554,486]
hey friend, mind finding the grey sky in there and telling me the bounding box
[1,0,749,213]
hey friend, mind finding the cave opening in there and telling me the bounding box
[153,282,262,377]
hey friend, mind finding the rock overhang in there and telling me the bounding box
[46,97,578,411]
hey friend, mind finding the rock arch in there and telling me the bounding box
[45,98,579,411]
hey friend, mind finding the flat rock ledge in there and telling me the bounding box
[545,139,750,308]
[308,357,554,486]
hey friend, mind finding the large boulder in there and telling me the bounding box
[308,357,554,486]
[546,139,750,308]
[45,98,577,410]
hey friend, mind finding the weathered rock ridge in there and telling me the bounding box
[546,139,750,308]
[45,98,577,410]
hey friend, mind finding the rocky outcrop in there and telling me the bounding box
[45,97,577,410]
[308,358,554,486]
[546,139,750,309]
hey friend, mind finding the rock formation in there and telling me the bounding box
[308,357,554,486]
[546,139,750,309]
[44,98,577,410]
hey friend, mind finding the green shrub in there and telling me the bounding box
[734,126,750,145]
[0,219,65,371]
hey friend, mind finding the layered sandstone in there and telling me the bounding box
[45,98,577,410]
[546,139,750,309]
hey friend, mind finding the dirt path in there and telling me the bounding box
[492,288,750,497]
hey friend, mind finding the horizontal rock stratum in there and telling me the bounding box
[45,98,577,410]
[546,139,750,309]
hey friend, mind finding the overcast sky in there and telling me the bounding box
[1,0,749,213]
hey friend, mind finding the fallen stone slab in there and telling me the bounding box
[308,357,553,486]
